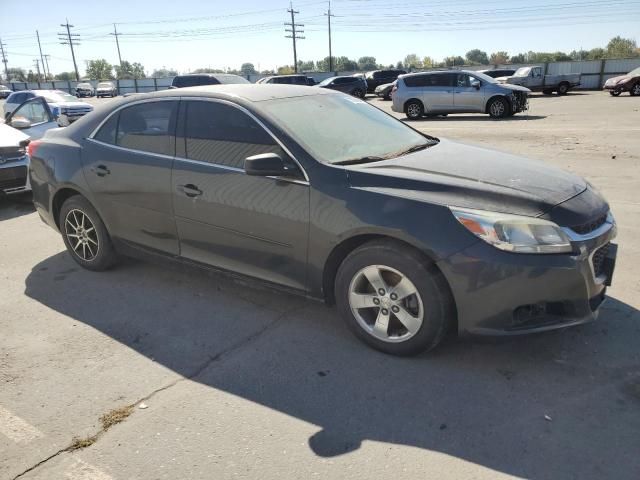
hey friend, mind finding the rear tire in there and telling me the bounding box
[557,82,569,95]
[352,88,364,98]
[405,100,424,119]
[59,195,118,271]
[335,239,453,356]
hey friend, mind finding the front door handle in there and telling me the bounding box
[92,165,110,177]
[178,184,203,198]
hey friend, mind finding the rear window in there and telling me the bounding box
[113,101,177,155]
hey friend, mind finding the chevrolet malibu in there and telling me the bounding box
[29,85,617,356]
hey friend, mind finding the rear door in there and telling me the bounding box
[422,73,454,112]
[453,73,486,112]
[83,99,180,254]
[171,99,310,290]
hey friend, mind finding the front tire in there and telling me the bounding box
[352,88,364,98]
[631,83,640,96]
[557,82,569,95]
[59,195,118,271]
[610,89,622,96]
[405,100,424,119]
[335,240,453,356]
[488,97,508,118]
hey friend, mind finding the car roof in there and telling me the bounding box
[400,70,476,77]
[126,84,336,103]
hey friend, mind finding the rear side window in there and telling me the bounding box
[115,101,177,155]
[403,75,429,88]
[10,92,25,104]
[94,112,119,144]
[183,101,282,169]
[334,78,355,85]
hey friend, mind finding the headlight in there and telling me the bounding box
[450,207,572,254]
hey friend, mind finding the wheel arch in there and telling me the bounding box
[51,186,98,230]
[485,94,511,114]
[403,98,424,112]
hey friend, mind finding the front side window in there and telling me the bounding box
[115,101,177,155]
[11,99,51,125]
[183,101,283,169]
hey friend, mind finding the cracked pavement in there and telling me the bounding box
[1,91,639,479]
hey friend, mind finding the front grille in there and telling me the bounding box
[511,91,528,112]
[0,146,26,164]
[592,242,610,277]
[571,214,608,235]
[0,166,28,190]
[62,107,92,116]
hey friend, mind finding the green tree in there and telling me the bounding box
[191,68,225,74]
[606,36,638,58]
[489,51,509,64]
[395,61,403,69]
[335,56,357,71]
[510,53,526,63]
[466,49,489,65]
[403,53,423,70]
[297,60,315,72]
[240,63,257,75]
[115,61,146,79]
[422,56,434,68]
[277,65,295,75]
[357,56,377,71]
[54,71,76,81]
[85,59,114,80]
[586,48,606,60]
[6,67,26,82]
[26,70,38,82]
[443,55,465,67]
[151,68,179,77]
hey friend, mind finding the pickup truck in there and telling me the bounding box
[496,66,580,95]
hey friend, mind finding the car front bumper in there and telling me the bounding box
[437,220,617,336]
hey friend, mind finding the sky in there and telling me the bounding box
[1,0,639,76]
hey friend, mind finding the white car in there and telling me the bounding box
[1,97,59,194]
[95,81,118,97]
[3,89,93,126]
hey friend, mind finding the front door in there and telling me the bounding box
[171,99,310,291]
[83,99,179,254]
[529,67,544,88]
[453,73,486,112]
[7,96,58,139]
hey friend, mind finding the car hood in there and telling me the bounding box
[606,74,633,85]
[96,86,113,90]
[345,138,587,217]
[0,123,29,147]
[496,82,531,93]
[49,101,93,108]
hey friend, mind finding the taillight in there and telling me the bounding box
[26,140,41,157]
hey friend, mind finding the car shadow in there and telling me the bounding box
[529,91,591,98]
[0,192,35,221]
[24,251,640,479]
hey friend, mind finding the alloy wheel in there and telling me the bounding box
[64,209,99,261]
[490,100,505,117]
[348,265,424,343]
[407,103,421,118]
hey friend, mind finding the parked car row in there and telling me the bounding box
[0,84,12,99]
[3,90,93,125]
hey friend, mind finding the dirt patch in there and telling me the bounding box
[100,405,134,430]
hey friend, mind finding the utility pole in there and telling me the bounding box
[59,19,80,81]
[36,30,46,80]
[43,54,52,79]
[33,59,42,81]
[110,23,123,70]
[0,38,8,82]
[324,1,335,72]
[284,3,304,73]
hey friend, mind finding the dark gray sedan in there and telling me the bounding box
[29,85,617,355]
[317,76,367,98]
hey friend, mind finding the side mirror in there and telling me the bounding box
[10,118,32,129]
[471,81,481,90]
[244,153,288,177]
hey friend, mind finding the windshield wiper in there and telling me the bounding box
[333,156,386,166]
[395,143,431,157]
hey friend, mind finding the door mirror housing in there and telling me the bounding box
[244,153,288,177]
[10,118,32,129]
[471,80,481,90]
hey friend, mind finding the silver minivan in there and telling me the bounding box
[391,70,530,119]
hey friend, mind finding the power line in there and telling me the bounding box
[285,3,305,72]
[58,19,80,81]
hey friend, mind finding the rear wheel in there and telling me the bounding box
[59,195,118,271]
[488,97,509,118]
[543,89,553,95]
[352,88,364,98]
[335,240,453,356]
[557,82,569,95]
[631,83,640,96]
[405,100,424,119]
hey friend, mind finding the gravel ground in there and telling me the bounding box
[1,91,639,480]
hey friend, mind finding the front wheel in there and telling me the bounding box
[59,195,118,271]
[335,240,453,356]
[352,88,364,98]
[405,100,424,119]
[610,89,622,96]
[557,82,569,95]
[488,97,509,118]
[631,83,640,96]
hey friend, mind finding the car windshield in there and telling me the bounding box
[260,93,435,165]
[216,75,250,84]
[514,67,531,77]
[43,91,78,102]
[97,82,113,88]
[628,67,640,76]
[78,83,91,88]
[318,77,336,86]
[468,71,498,83]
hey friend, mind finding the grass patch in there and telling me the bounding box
[100,405,134,430]
[69,434,98,451]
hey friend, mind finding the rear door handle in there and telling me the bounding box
[178,184,203,198]
[92,165,110,176]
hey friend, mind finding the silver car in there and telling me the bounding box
[392,70,530,119]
